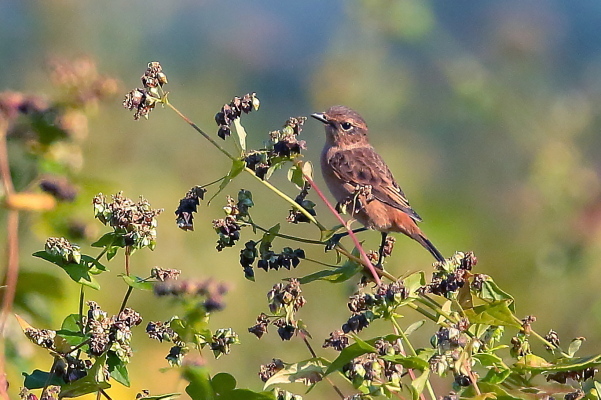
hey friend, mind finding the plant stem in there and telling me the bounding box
[119,287,133,314]
[165,102,237,162]
[250,222,324,245]
[79,286,85,333]
[300,333,345,399]
[124,247,131,276]
[0,120,17,400]
[391,317,437,400]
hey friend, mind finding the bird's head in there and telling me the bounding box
[311,105,369,147]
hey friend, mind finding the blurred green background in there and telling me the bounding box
[3,0,601,398]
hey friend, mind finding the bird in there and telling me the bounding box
[311,105,445,263]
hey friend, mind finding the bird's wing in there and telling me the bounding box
[329,147,422,222]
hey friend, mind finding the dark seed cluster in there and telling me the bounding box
[547,367,597,384]
[214,93,260,139]
[210,328,240,359]
[85,301,142,363]
[212,191,254,251]
[339,281,408,334]
[123,61,167,120]
[154,278,229,312]
[428,320,474,380]
[244,116,307,180]
[39,176,78,202]
[150,267,181,282]
[146,320,183,344]
[249,279,306,341]
[425,251,477,298]
[343,340,404,394]
[240,238,305,280]
[323,329,349,351]
[259,358,284,382]
[287,182,317,224]
[336,184,374,216]
[175,186,207,231]
[93,192,163,250]
[44,236,81,264]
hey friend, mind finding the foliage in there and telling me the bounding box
[5,62,601,400]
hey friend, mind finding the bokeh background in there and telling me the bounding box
[3,1,601,398]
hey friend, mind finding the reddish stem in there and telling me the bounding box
[300,168,381,285]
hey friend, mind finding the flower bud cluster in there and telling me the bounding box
[428,319,476,381]
[426,252,477,298]
[244,116,307,180]
[85,301,142,363]
[154,278,229,312]
[210,328,240,359]
[123,61,167,120]
[343,339,404,394]
[287,183,317,224]
[44,237,81,264]
[175,186,207,231]
[214,93,260,139]
[249,279,306,341]
[213,191,254,251]
[93,192,163,250]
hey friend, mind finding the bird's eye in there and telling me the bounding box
[340,122,352,131]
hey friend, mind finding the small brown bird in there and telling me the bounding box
[311,105,444,263]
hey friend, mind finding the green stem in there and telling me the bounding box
[250,222,324,245]
[245,167,324,229]
[165,102,237,161]
[166,101,324,229]
[391,317,436,400]
[78,286,85,333]
[303,257,340,268]
[119,287,133,314]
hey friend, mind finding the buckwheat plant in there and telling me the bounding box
[14,62,601,400]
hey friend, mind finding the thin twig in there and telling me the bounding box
[300,333,345,399]
[0,119,16,400]
[300,169,381,285]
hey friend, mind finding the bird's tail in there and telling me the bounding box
[417,235,445,263]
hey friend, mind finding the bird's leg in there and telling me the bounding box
[325,227,368,251]
[377,231,388,266]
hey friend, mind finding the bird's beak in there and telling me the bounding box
[311,112,328,124]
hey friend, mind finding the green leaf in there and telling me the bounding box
[325,339,377,376]
[23,369,64,389]
[120,275,154,291]
[409,370,430,400]
[108,352,130,387]
[226,389,276,400]
[287,165,305,189]
[516,354,601,373]
[211,372,237,394]
[473,353,504,367]
[462,382,525,400]
[183,366,215,400]
[481,367,512,384]
[61,314,82,331]
[463,300,520,328]
[298,259,362,284]
[91,232,118,248]
[233,118,247,151]
[209,159,246,204]
[568,337,585,357]
[404,272,426,296]
[259,224,280,255]
[264,358,326,389]
[33,251,101,289]
[475,277,515,311]
[381,355,429,370]
[81,255,107,275]
[404,320,425,337]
